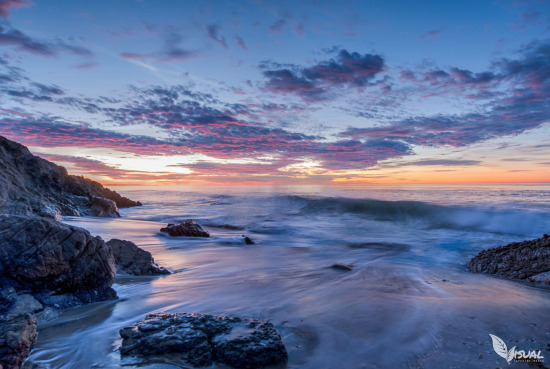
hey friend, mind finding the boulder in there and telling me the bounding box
[0,215,117,304]
[106,239,170,276]
[0,135,141,218]
[468,234,550,283]
[160,219,210,237]
[87,197,120,218]
[120,312,288,369]
[0,314,37,369]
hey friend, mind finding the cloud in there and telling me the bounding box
[206,24,228,49]
[261,49,385,100]
[0,0,30,18]
[72,62,99,69]
[0,118,188,155]
[0,21,94,57]
[269,19,287,35]
[339,39,550,150]
[119,27,197,63]
[419,28,445,40]
[235,35,247,50]
[397,159,482,166]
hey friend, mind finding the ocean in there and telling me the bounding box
[25,184,550,368]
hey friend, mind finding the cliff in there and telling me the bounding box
[0,135,141,218]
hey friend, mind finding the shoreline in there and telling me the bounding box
[19,215,550,369]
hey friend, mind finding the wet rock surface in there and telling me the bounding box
[120,312,288,369]
[0,313,37,369]
[0,215,117,302]
[0,135,141,218]
[468,234,550,283]
[107,239,170,275]
[160,219,210,237]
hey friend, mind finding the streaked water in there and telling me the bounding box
[25,184,550,368]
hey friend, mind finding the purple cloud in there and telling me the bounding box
[0,0,30,18]
[0,21,93,57]
[261,49,385,100]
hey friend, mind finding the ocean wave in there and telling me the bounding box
[280,195,547,235]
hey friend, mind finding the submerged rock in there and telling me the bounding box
[107,239,171,275]
[242,235,255,245]
[119,312,288,369]
[0,215,117,304]
[0,313,37,369]
[330,263,353,271]
[468,234,550,283]
[160,219,210,237]
[0,135,141,218]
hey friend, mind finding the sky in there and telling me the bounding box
[0,0,549,185]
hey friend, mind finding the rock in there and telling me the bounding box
[0,135,141,218]
[120,312,288,369]
[0,314,37,369]
[468,234,550,283]
[330,263,353,271]
[4,295,43,320]
[0,215,117,304]
[160,219,210,237]
[242,235,255,245]
[106,239,170,276]
[87,197,120,217]
[528,271,550,283]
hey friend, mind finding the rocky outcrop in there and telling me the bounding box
[0,135,141,218]
[0,313,37,369]
[160,219,210,237]
[468,234,550,283]
[0,215,117,305]
[106,239,170,276]
[119,312,288,369]
[0,215,119,367]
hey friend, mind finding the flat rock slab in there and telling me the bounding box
[468,234,550,282]
[120,312,288,369]
[160,220,210,237]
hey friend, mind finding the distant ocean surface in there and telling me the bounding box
[26,184,550,369]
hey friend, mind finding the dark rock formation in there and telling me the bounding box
[106,239,170,276]
[120,312,288,369]
[330,263,353,271]
[160,219,210,237]
[0,313,37,369]
[0,215,117,304]
[0,135,141,218]
[242,235,255,245]
[468,234,550,283]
